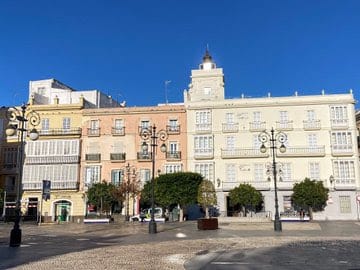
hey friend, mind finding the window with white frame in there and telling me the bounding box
[339,196,351,213]
[164,164,182,174]
[114,119,123,129]
[225,164,236,182]
[140,120,150,129]
[195,163,214,181]
[254,163,264,182]
[307,110,316,121]
[253,111,261,122]
[84,166,101,187]
[309,162,320,180]
[204,87,212,95]
[41,118,49,133]
[140,169,151,185]
[331,131,352,149]
[333,160,355,184]
[195,110,211,131]
[279,111,289,122]
[63,117,71,130]
[26,140,80,156]
[90,120,99,130]
[253,134,261,149]
[330,106,348,122]
[194,135,213,154]
[168,119,178,132]
[307,134,318,147]
[225,112,234,123]
[111,169,124,186]
[225,136,235,149]
[3,147,18,168]
[280,163,291,181]
[169,141,178,153]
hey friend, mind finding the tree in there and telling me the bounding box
[140,172,203,221]
[197,180,217,218]
[0,188,4,216]
[87,181,116,215]
[229,183,262,217]
[292,178,329,220]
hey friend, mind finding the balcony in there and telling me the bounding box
[303,120,321,130]
[110,153,126,162]
[333,177,356,190]
[111,127,125,136]
[277,146,326,157]
[277,180,300,190]
[23,181,79,190]
[221,148,269,159]
[222,123,239,133]
[194,149,213,159]
[166,125,180,134]
[87,128,100,137]
[166,151,181,160]
[276,121,293,131]
[39,128,82,136]
[249,121,266,132]
[85,153,101,162]
[25,155,80,164]
[331,119,348,129]
[137,152,152,161]
[331,145,353,156]
[222,181,270,191]
[195,123,212,133]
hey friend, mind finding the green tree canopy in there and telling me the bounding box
[229,183,262,216]
[292,178,329,220]
[197,180,217,218]
[87,182,116,214]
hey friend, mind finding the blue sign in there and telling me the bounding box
[42,180,51,201]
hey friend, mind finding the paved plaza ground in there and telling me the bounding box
[0,220,359,269]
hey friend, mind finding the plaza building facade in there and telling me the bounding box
[81,104,187,216]
[1,79,119,222]
[184,51,360,220]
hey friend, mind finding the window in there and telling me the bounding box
[41,118,50,133]
[169,141,178,153]
[279,111,289,122]
[111,169,123,186]
[204,87,212,95]
[333,160,355,184]
[307,110,316,121]
[84,166,101,187]
[196,111,211,124]
[90,120,99,129]
[225,136,235,148]
[283,196,293,212]
[112,142,123,153]
[253,111,261,122]
[37,87,46,95]
[140,169,151,185]
[140,120,150,129]
[168,119,178,132]
[226,164,236,182]
[253,135,261,149]
[3,147,18,168]
[307,134,318,147]
[164,164,182,174]
[330,106,348,121]
[309,162,320,180]
[331,132,352,151]
[280,163,291,181]
[63,117,71,130]
[225,113,234,124]
[339,196,351,213]
[195,163,214,181]
[194,135,213,153]
[114,119,123,129]
[254,163,264,182]
[89,120,100,136]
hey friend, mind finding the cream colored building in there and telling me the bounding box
[184,51,360,220]
[2,79,119,222]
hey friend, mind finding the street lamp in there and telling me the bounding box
[259,127,287,232]
[123,163,136,221]
[140,125,168,234]
[6,104,40,247]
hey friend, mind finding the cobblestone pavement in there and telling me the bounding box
[0,221,359,270]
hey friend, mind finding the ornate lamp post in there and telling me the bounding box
[140,125,168,234]
[6,104,40,247]
[123,163,136,221]
[259,127,287,232]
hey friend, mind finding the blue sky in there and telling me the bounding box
[0,0,359,108]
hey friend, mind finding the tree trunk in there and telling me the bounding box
[179,207,184,222]
[309,207,313,221]
[205,206,209,218]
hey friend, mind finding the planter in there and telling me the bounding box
[197,218,218,230]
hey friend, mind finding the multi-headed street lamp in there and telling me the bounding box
[123,163,136,221]
[6,104,40,247]
[140,125,168,234]
[259,127,287,232]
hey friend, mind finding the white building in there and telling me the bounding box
[184,51,360,220]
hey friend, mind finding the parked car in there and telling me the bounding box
[131,207,163,222]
